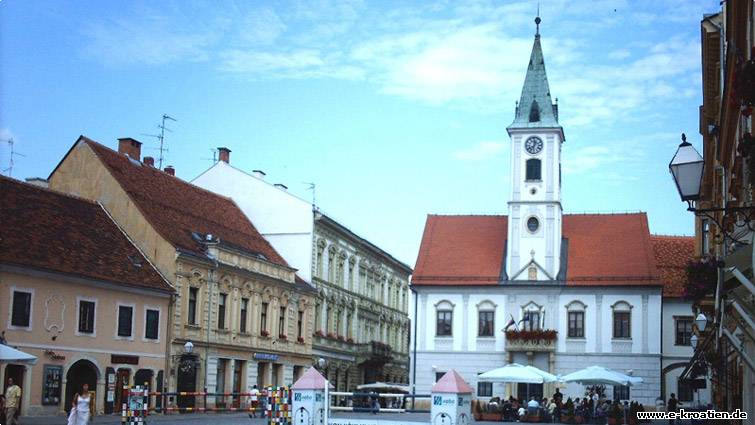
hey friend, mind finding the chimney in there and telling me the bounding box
[164,166,175,176]
[143,156,155,167]
[252,170,266,180]
[218,147,231,164]
[117,138,142,161]
[274,183,288,191]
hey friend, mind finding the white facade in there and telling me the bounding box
[194,162,314,282]
[411,287,663,404]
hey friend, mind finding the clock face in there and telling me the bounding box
[524,137,543,155]
[527,217,540,233]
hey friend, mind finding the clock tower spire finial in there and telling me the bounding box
[535,3,541,36]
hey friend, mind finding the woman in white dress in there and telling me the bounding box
[68,384,91,425]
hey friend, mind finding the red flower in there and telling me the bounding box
[297,336,305,343]
[279,334,288,340]
[261,330,270,337]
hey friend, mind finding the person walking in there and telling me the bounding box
[3,378,21,425]
[667,393,679,425]
[68,383,92,425]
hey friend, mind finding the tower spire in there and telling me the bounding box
[535,2,541,36]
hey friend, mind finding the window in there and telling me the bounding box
[477,373,493,397]
[260,302,268,333]
[613,311,631,339]
[675,317,693,346]
[188,287,198,325]
[315,303,322,332]
[436,310,453,336]
[526,158,541,181]
[568,311,584,338]
[523,310,541,331]
[279,306,286,336]
[677,379,694,402]
[117,305,133,337]
[145,309,159,340]
[613,385,629,401]
[240,298,249,333]
[218,293,227,330]
[78,300,96,334]
[478,311,495,337]
[297,311,304,339]
[11,290,31,328]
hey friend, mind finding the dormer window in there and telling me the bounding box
[529,100,540,122]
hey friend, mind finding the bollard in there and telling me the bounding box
[430,370,473,425]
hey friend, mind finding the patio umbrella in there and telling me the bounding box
[357,382,410,393]
[478,363,559,384]
[0,343,37,364]
[561,366,642,386]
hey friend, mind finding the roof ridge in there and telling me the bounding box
[82,137,239,203]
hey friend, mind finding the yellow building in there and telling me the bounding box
[48,136,316,409]
[0,176,174,416]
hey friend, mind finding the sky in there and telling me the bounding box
[0,0,716,266]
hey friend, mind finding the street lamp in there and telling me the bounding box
[695,313,708,333]
[317,357,326,369]
[669,133,755,243]
[184,340,194,354]
[669,133,704,204]
[690,334,699,349]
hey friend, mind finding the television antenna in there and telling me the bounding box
[201,148,218,164]
[2,138,26,177]
[143,114,177,169]
[304,182,316,209]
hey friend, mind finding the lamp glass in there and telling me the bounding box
[184,341,193,354]
[690,334,698,349]
[669,141,704,201]
[695,313,707,332]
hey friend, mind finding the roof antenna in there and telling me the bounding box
[201,148,218,164]
[305,182,317,210]
[535,2,541,36]
[157,114,177,169]
[2,138,26,177]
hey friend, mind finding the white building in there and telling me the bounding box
[409,18,701,406]
[192,150,412,390]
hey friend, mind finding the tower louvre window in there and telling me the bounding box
[526,159,541,181]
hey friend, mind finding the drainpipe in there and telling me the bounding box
[411,287,418,410]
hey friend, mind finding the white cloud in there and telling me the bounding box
[452,141,507,161]
[608,49,631,60]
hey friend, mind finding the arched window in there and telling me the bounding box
[435,300,454,336]
[522,302,542,331]
[477,301,496,337]
[565,301,587,338]
[526,159,541,181]
[612,301,632,339]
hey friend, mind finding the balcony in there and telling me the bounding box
[504,329,557,352]
[357,340,394,363]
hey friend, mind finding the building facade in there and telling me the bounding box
[682,0,755,415]
[47,137,316,407]
[410,19,684,406]
[0,176,173,416]
[192,150,412,390]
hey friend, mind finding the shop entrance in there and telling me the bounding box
[4,364,25,415]
[65,360,98,413]
[114,368,131,410]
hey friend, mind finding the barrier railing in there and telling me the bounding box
[328,391,432,414]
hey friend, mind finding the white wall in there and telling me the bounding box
[193,162,314,282]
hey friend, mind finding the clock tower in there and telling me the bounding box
[506,15,565,281]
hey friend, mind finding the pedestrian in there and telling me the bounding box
[0,394,6,425]
[667,393,679,425]
[3,378,20,425]
[250,385,259,417]
[67,383,92,425]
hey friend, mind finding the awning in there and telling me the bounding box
[0,343,37,364]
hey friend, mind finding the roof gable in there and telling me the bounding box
[79,137,290,268]
[0,176,172,292]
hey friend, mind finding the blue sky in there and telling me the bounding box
[1,0,714,266]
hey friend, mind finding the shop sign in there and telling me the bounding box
[253,352,279,361]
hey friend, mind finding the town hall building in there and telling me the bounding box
[410,18,705,406]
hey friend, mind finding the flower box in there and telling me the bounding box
[260,330,270,337]
[279,334,288,340]
[505,329,557,341]
[297,336,305,344]
[337,335,345,341]
[684,257,720,302]
[347,337,354,344]
[327,332,336,339]
[314,330,324,337]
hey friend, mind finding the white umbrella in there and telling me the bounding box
[0,343,37,364]
[478,363,559,384]
[356,382,410,393]
[561,366,643,386]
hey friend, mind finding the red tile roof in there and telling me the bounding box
[650,235,695,298]
[79,137,291,269]
[412,213,662,287]
[0,176,173,292]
